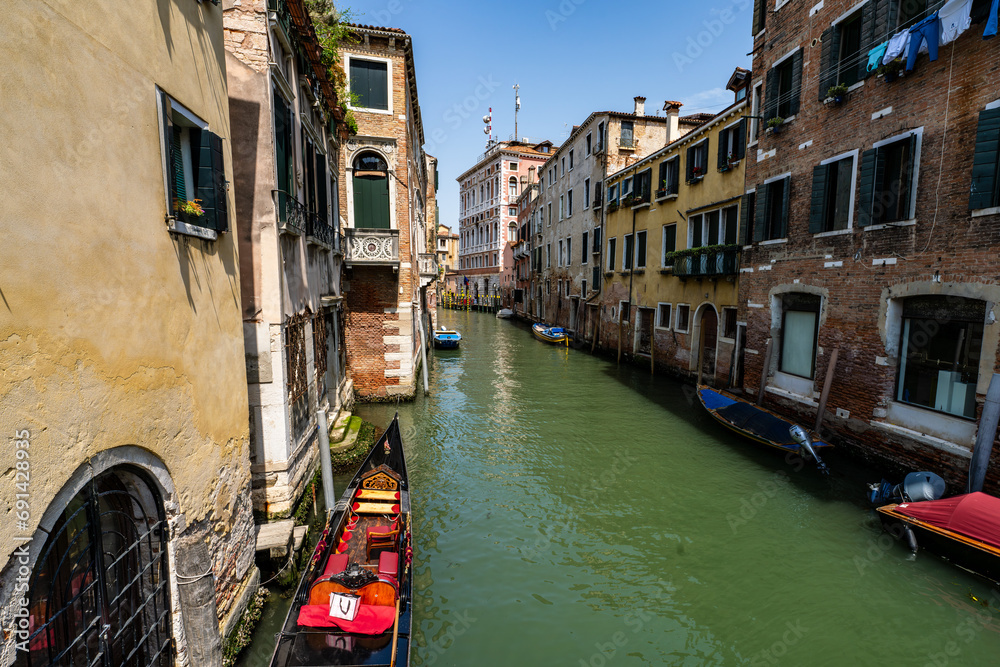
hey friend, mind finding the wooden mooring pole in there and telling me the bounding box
[968,373,1000,493]
[813,348,839,435]
[756,339,773,406]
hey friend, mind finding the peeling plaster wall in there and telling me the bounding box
[0,1,255,663]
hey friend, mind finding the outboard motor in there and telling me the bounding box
[789,425,828,474]
[868,471,945,505]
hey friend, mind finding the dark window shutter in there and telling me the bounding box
[670,158,680,194]
[739,193,752,245]
[969,108,1000,210]
[779,177,791,238]
[197,130,227,232]
[873,0,895,46]
[819,26,837,102]
[316,155,328,226]
[754,184,769,243]
[718,130,729,170]
[736,119,747,161]
[159,94,175,210]
[789,51,803,117]
[658,162,667,191]
[858,148,877,227]
[686,146,694,181]
[809,164,830,234]
[902,133,918,219]
[752,0,765,34]
[664,225,676,254]
[172,126,187,204]
[351,60,370,108]
[764,68,778,121]
[369,62,388,110]
[858,0,877,80]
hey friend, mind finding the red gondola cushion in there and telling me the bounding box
[352,502,361,512]
[366,525,392,538]
[321,553,349,578]
[378,551,398,579]
[297,603,396,634]
[391,504,400,513]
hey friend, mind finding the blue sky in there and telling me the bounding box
[344,0,754,230]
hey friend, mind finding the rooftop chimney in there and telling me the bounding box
[663,100,683,143]
[634,96,646,117]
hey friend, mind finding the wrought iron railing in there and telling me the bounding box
[267,0,292,42]
[274,190,305,235]
[618,137,636,150]
[671,247,739,278]
[345,228,400,266]
[305,210,335,248]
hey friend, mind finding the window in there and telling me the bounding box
[597,122,605,150]
[970,108,1000,210]
[722,307,738,339]
[752,176,790,242]
[565,280,571,297]
[689,214,704,248]
[582,231,589,264]
[559,195,564,221]
[509,177,518,198]
[607,237,617,271]
[582,279,588,295]
[749,82,763,143]
[608,183,619,203]
[159,90,228,233]
[898,0,928,28]
[509,206,517,216]
[765,50,802,121]
[353,152,391,229]
[752,0,766,34]
[658,157,680,197]
[686,140,709,182]
[568,190,574,216]
[584,179,591,208]
[675,304,691,332]
[818,10,863,97]
[349,58,389,111]
[594,182,603,207]
[740,190,757,245]
[780,293,821,379]
[896,296,985,419]
[636,230,646,269]
[623,233,634,271]
[859,133,918,226]
[509,223,517,242]
[510,161,519,171]
[657,303,673,328]
[621,120,634,147]
[586,133,592,155]
[546,243,551,267]
[569,150,574,170]
[558,240,565,266]
[623,177,633,198]
[809,153,856,233]
[593,227,602,253]
[634,169,652,203]
[547,203,552,226]
[561,157,566,177]
[718,121,747,169]
[662,224,677,266]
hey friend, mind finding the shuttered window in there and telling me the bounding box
[969,108,1000,210]
[752,0,766,34]
[819,10,864,100]
[352,152,390,229]
[686,141,709,182]
[350,58,389,111]
[662,224,677,266]
[764,51,802,121]
[857,134,917,227]
[753,177,790,242]
[718,120,746,169]
[809,155,854,234]
[739,191,756,245]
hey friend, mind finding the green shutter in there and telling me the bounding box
[789,51,803,117]
[874,0,895,46]
[172,125,187,204]
[196,129,216,229]
[739,193,752,245]
[686,146,694,181]
[857,0,877,81]
[819,26,838,102]
[969,108,1000,210]
[902,133,918,219]
[858,148,877,227]
[159,93,175,211]
[354,174,390,229]
[752,0,765,35]
[658,162,667,191]
[779,177,791,238]
[317,154,328,226]
[670,158,680,194]
[369,62,388,111]
[754,184,768,243]
[736,119,747,161]
[718,130,729,170]
[350,60,370,108]
[764,68,778,122]
[809,164,830,234]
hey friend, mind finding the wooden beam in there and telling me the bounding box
[968,373,1000,493]
[649,315,655,376]
[757,339,772,406]
[813,348,839,435]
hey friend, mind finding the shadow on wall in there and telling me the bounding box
[228,96,261,320]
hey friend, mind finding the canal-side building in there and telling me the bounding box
[513,182,540,317]
[530,99,699,332]
[741,0,1000,489]
[600,72,751,384]
[339,24,437,400]
[225,0,349,518]
[456,139,556,300]
[1,1,255,664]
[437,223,459,275]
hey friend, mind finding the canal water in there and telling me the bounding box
[246,309,1000,666]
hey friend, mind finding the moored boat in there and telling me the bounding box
[697,386,831,471]
[269,415,412,667]
[876,492,1000,584]
[532,323,568,345]
[432,327,461,349]
[496,308,513,319]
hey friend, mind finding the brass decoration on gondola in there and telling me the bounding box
[331,563,379,590]
[361,464,401,491]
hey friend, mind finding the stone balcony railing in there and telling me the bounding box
[419,253,438,278]
[671,246,739,278]
[345,228,400,268]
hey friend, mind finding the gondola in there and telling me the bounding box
[697,386,831,471]
[532,323,568,345]
[432,327,461,349]
[876,492,1000,584]
[269,414,412,667]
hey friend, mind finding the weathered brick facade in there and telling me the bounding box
[742,0,1000,491]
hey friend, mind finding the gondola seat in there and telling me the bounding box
[366,523,400,560]
[321,553,349,578]
[378,551,398,585]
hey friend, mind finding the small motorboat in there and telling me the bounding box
[532,323,568,345]
[432,327,461,349]
[876,492,1000,584]
[697,386,831,471]
[269,414,412,667]
[496,308,513,319]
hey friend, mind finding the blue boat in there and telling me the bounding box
[433,328,461,349]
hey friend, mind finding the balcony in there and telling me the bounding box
[618,138,636,151]
[267,0,293,47]
[419,253,438,287]
[305,210,336,249]
[670,246,739,278]
[274,190,305,235]
[345,228,400,268]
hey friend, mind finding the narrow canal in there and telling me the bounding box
[247,308,1000,666]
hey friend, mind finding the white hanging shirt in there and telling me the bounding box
[939,0,974,45]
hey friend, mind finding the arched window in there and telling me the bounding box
[494,222,499,243]
[509,222,517,242]
[26,467,171,666]
[352,152,390,229]
[509,177,518,198]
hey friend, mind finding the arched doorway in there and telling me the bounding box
[24,467,172,666]
[695,306,719,384]
[352,152,390,229]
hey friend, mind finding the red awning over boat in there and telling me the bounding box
[896,492,1000,549]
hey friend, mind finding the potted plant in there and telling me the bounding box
[691,165,705,181]
[607,200,619,213]
[727,152,741,169]
[656,179,668,198]
[878,59,904,83]
[825,83,849,105]
[176,199,204,222]
[621,193,636,207]
[766,117,785,134]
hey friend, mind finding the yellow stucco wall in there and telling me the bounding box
[0,0,253,637]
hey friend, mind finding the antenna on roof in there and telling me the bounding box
[483,108,492,148]
[513,84,520,142]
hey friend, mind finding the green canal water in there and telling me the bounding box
[243,309,1000,666]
